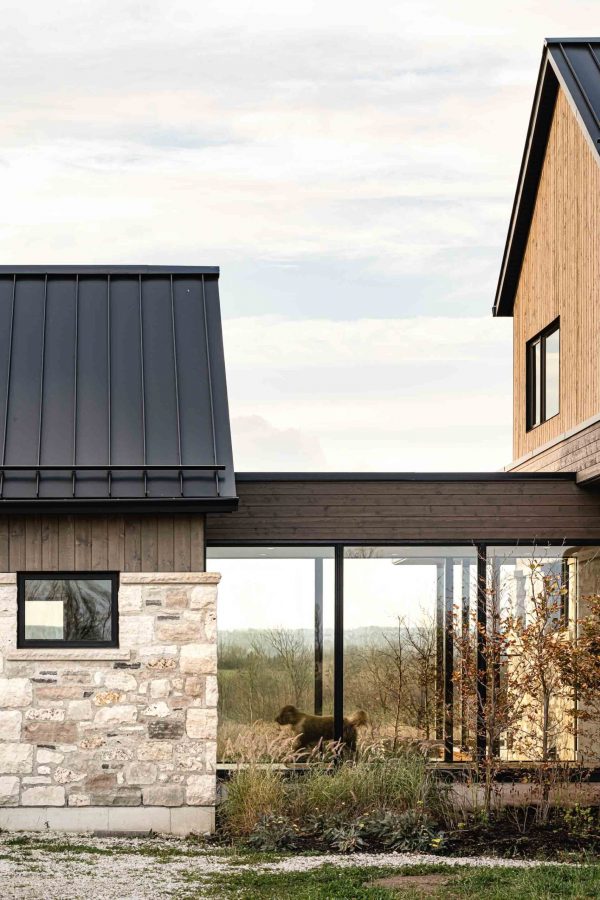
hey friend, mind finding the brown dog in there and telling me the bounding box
[275,705,367,753]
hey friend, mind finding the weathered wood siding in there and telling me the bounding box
[513,87,600,462]
[205,477,600,544]
[510,416,600,483]
[0,514,205,572]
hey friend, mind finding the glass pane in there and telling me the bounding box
[207,547,335,762]
[24,579,113,642]
[533,340,542,426]
[344,546,477,761]
[487,546,600,764]
[544,327,560,419]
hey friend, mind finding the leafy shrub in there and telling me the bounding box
[246,814,304,852]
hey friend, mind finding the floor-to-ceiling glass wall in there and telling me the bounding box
[207,547,335,762]
[343,547,477,760]
[487,544,600,764]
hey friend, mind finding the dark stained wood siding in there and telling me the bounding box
[206,477,600,544]
[0,514,205,572]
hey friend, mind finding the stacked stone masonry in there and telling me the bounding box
[0,572,219,834]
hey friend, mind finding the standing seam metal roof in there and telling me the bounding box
[493,39,600,317]
[0,266,236,509]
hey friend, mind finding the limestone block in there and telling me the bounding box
[204,740,217,775]
[163,589,189,609]
[142,784,184,807]
[190,585,217,610]
[79,736,103,751]
[37,748,64,766]
[149,679,170,700]
[125,762,157,785]
[23,776,51,785]
[54,768,86,785]
[38,766,50,775]
[139,645,177,659]
[118,586,142,613]
[174,742,206,771]
[183,677,203,698]
[205,676,218,708]
[137,742,173,761]
[25,708,66,722]
[94,705,137,726]
[21,785,65,806]
[0,677,32,708]
[154,612,204,644]
[94,690,124,707]
[0,710,21,741]
[66,700,93,721]
[23,723,78,744]
[142,702,171,719]
[0,742,33,774]
[148,721,184,741]
[186,774,215,806]
[99,748,132,765]
[68,793,91,807]
[0,586,16,616]
[0,775,19,806]
[35,685,84,701]
[86,773,117,792]
[0,618,15,653]
[180,644,216,676]
[120,616,154,648]
[203,609,217,642]
[186,709,217,741]
[104,670,137,692]
[145,656,177,670]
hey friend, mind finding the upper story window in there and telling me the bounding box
[17,573,119,648]
[526,319,560,430]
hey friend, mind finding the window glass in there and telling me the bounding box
[533,339,542,426]
[22,577,115,644]
[545,326,560,419]
[206,547,335,762]
[343,546,477,761]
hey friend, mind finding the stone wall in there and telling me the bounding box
[0,572,219,834]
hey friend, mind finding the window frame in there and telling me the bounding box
[526,318,560,431]
[17,571,120,649]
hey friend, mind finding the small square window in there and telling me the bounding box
[526,319,560,430]
[18,573,119,648]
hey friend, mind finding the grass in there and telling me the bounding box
[183,862,600,898]
[221,748,448,838]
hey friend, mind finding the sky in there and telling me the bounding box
[1,2,597,471]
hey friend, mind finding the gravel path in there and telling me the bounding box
[0,831,577,899]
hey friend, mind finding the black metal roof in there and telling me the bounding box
[493,39,600,317]
[0,266,236,511]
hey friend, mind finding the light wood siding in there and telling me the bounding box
[0,514,205,572]
[510,416,600,482]
[206,478,600,544]
[513,88,600,462]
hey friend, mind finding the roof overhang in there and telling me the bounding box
[493,39,600,317]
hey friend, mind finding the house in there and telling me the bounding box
[0,39,599,835]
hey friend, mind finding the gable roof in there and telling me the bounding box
[493,39,600,317]
[0,266,236,511]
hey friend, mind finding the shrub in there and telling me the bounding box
[219,745,450,844]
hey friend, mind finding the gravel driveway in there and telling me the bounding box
[0,831,570,899]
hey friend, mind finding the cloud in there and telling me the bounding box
[231,415,327,470]
[224,314,513,471]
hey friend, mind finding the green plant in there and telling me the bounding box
[246,814,303,852]
[563,805,597,836]
[359,809,445,852]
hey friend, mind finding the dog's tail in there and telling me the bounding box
[347,709,367,728]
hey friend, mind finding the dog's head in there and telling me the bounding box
[275,705,299,726]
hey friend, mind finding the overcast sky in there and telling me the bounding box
[1,2,596,471]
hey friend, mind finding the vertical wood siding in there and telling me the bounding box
[0,514,205,572]
[513,88,600,461]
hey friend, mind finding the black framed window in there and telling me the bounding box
[17,573,119,648]
[526,319,559,430]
